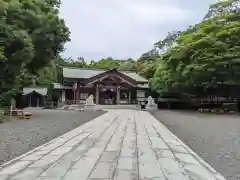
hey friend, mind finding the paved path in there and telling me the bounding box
[152,110,240,180]
[0,110,225,180]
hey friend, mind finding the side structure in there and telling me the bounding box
[22,87,48,107]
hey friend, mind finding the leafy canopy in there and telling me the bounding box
[0,0,70,105]
[150,0,240,94]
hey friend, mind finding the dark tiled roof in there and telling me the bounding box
[23,87,48,96]
[62,67,148,82]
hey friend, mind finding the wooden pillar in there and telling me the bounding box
[129,91,131,104]
[37,96,39,108]
[116,86,120,104]
[76,88,80,104]
[96,86,99,105]
[73,82,79,104]
[73,91,75,104]
[73,83,76,104]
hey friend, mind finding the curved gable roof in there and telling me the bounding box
[62,67,148,82]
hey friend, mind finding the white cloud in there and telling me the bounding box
[60,0,216,60]
[124,2,187,23]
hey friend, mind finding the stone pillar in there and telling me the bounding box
[96,86,99,105]
[116,86,120,104]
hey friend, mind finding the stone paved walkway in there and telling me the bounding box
[0,110,225,180]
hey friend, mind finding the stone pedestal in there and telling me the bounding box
[84,94,96,111]
[146,104,158,111]
[146,96,158,111]
[84,104,96,111]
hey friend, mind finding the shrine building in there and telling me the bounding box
[53,67,149,105]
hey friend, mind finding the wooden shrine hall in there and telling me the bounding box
[53,67,149,105]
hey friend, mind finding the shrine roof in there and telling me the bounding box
[62,67,148,83]
[23,87,48,96]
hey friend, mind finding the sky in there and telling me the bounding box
[59,0,217,61]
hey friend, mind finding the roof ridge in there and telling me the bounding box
[63,66,136,73]
[63,67,105,71]
[119,70,136,73]
[23,86,48,89]
[62,67,148,82]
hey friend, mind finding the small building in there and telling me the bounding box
[23,87,48,107]
[53,67,149,105]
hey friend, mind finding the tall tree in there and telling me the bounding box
[154,31,181,52]
[204,0,239,19]
[151,0,240,94]
[138,48,159,64]
[0,0,70,105]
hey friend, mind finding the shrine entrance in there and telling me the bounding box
[79,69,141,105]
[99,87,117,105]
[24,92,45,107]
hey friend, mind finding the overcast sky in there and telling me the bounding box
[60,0,217,61]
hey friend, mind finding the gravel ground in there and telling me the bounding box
[152,110,240,180]
[0,109,105,165]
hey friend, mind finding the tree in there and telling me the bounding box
[0,0,70,106]
[150,0,240,94]
[89,57,121,70]
[138,48,159,64]
[57,57,88,68]
[154,31,181,52]
[119,58,137,71]
[204,0,239,19]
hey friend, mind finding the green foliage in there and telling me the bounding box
[150,0,240,94]
[6,0,239,105]
[138,49,159,64]
[0,0,70,106]
[204,0,239,19]
[57,57,148,76]
[47,83,60,101]
[89,57,121,70]
[0,89,20,107]
[57,57,88,68]
[154,31,181,51]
